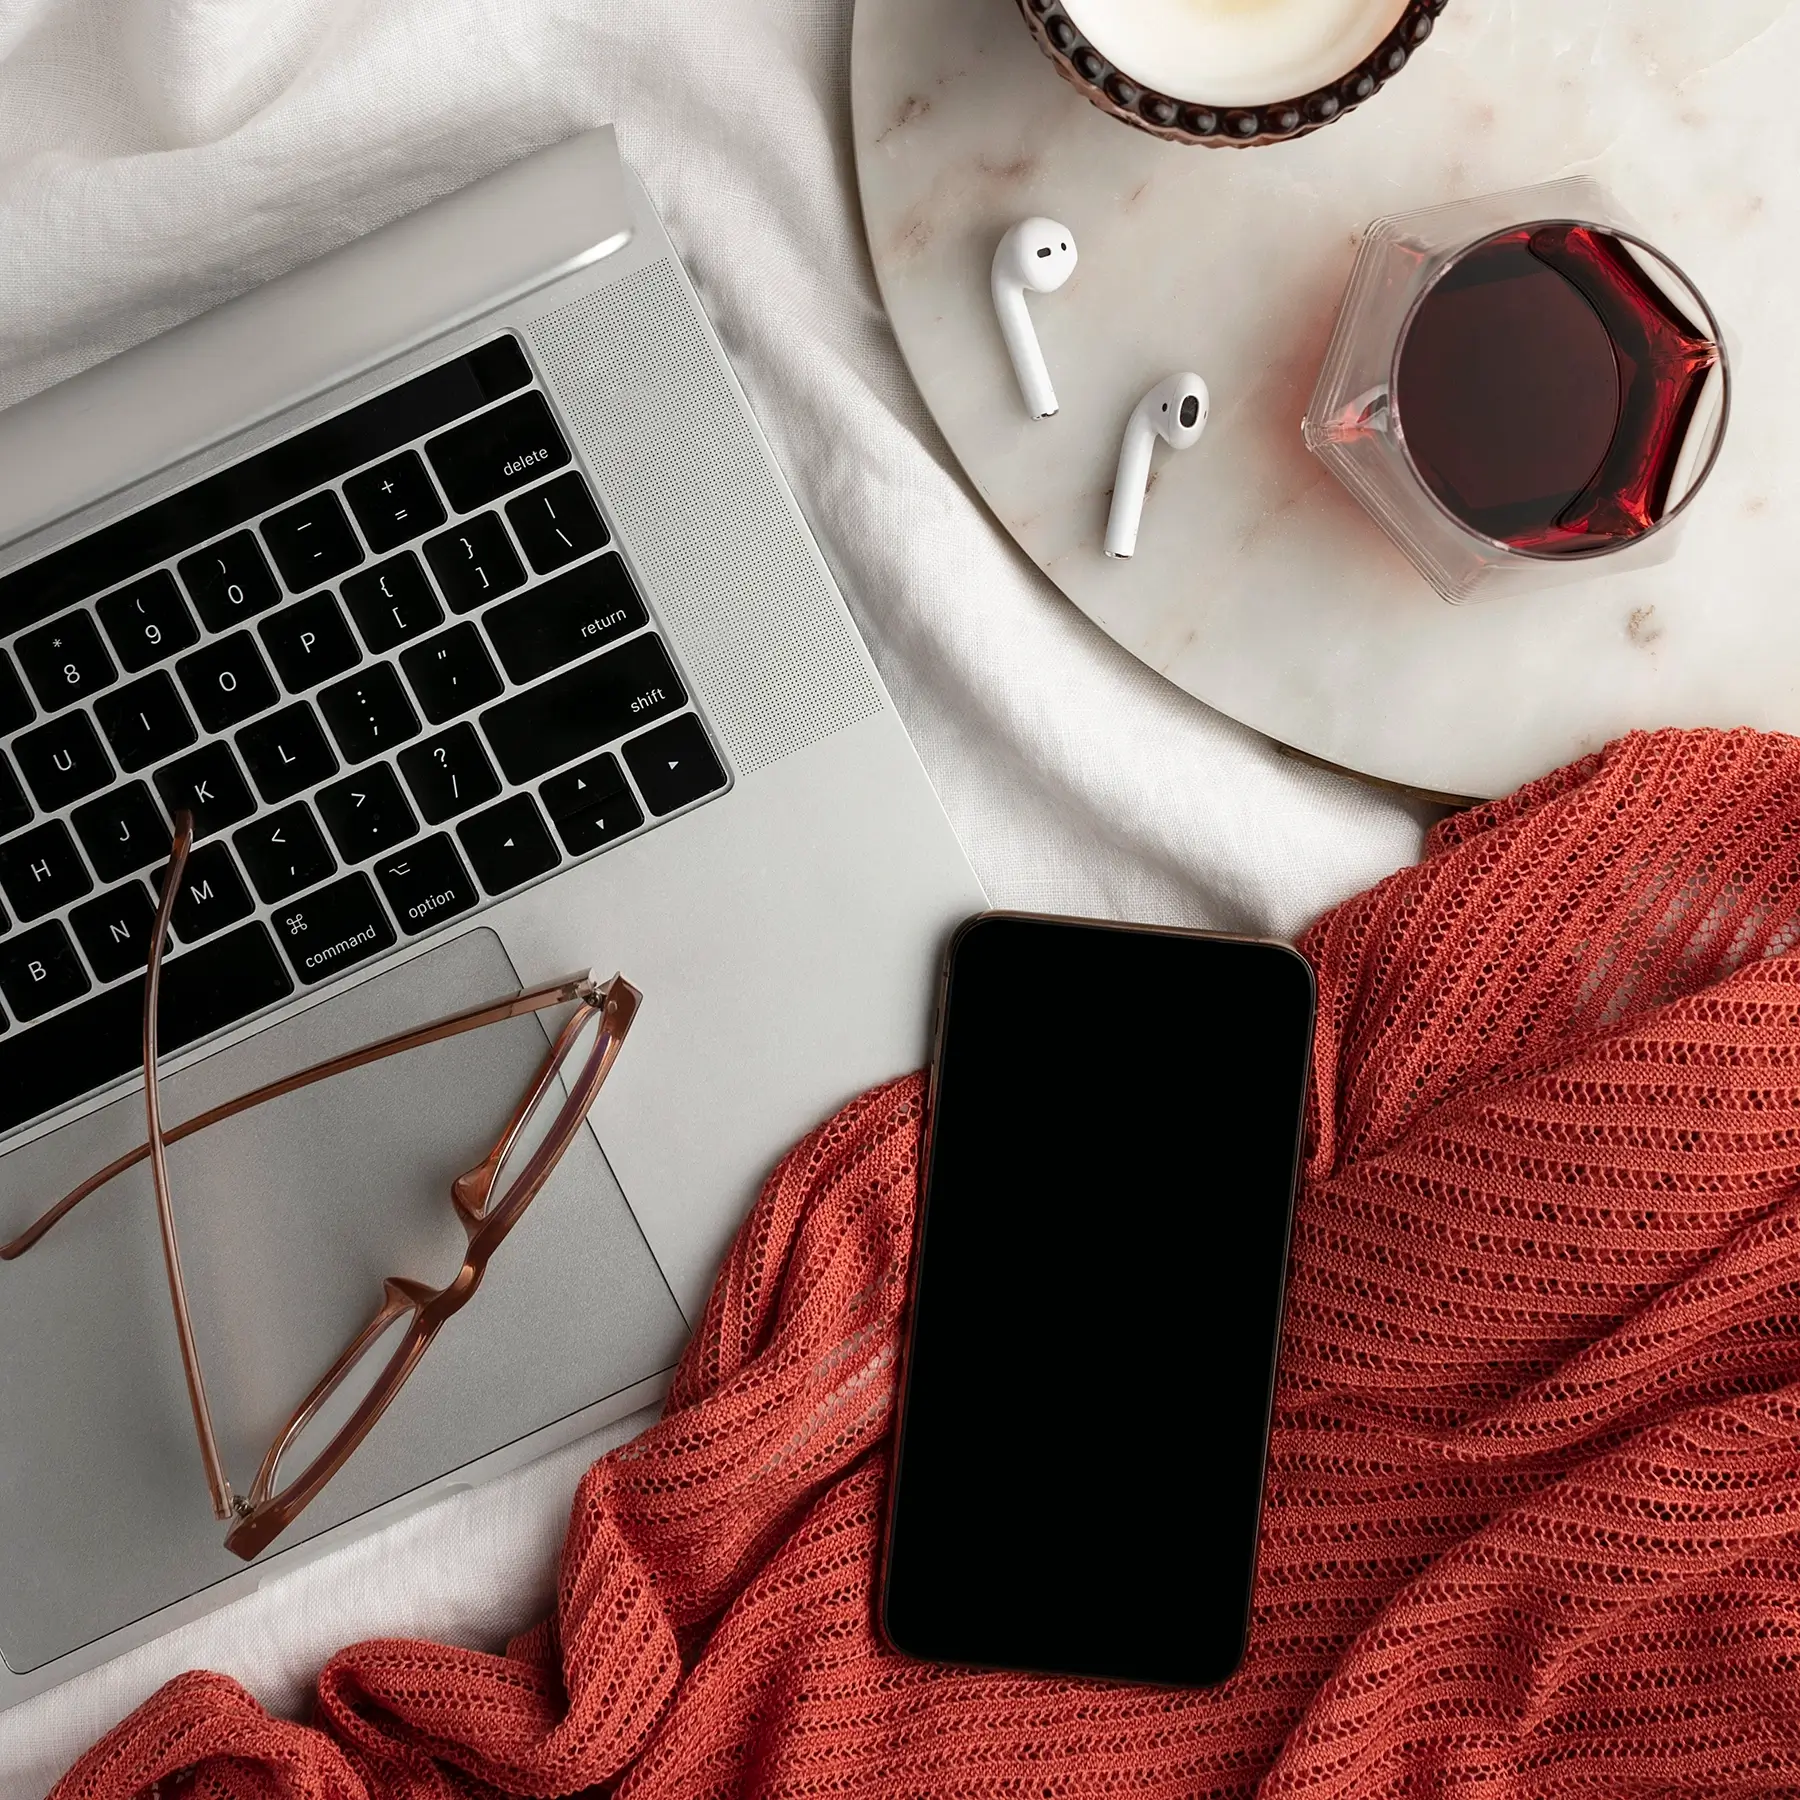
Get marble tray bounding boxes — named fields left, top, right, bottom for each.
left=851, top=0, right=1800, bottom=799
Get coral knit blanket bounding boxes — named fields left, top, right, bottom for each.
left=55, top=728, right=1800, bottom=1799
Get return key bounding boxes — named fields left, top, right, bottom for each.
left=482, top=554, right=647, bottom=685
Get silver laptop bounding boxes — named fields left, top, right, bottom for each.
left=0, top=128, right=982, bottom=1708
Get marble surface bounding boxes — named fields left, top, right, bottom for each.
left=851, top=0, right=1800, bottom=799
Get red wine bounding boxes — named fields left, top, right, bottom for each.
left=1395, top=224, right=1719, bottom=554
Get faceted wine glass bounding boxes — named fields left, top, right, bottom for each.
left=1303, top=176, right=1730, bottom=603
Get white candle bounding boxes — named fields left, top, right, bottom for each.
left=1062, top=0, right=1411, bottom=106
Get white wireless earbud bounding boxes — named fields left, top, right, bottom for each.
left=1104, top=372, right=1211, bottom=559
left=991, top=218, right=1079, bottom=420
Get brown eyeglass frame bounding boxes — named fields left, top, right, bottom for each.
left=0, top=811, right=641, bottom=1561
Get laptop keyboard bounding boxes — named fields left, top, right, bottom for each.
left=0, top=334, right=727, bottom=1136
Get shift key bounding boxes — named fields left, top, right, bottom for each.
left=480, top=634, right=685, bottom=785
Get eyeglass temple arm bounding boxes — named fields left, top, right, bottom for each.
left=0, top=973, right=607, bottom=1262
left=142, top=816, right=236, bottom=1521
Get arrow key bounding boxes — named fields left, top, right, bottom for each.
left=542, top=754, right=642, bottom=856
left=456, top=793, right=559, bottom=895
left=622, top=713, right=726, bottom=817
left=553, top=789, right=643, bottom=857
left=541, top=752, right=626, bottom=820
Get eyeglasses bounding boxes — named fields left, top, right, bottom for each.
left=0, top=811, right=640, bottom=1561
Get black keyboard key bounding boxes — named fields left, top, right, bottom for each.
left=542, top=754, right=643, bottom=856
left=259, top=594, right=362, bottom=693
left=262, top=491, right=363, bottom=592
left=15, top=613, right=116, bottom=712
left=97, top=572, right=200, bottom=672
left=0, top=921, right=91, bottom=1022
left=554, top=791, right=644, bottom=857
left=427, top=391, right=571, bottom=514
left=236, top=703, right=338, bottom=804
left=177, top=532, right=281, bottom=633
left=0, top=821, right=93, bottom=921
left=457, top=794, right=559, bottom=895
left=158, top=843, right=254, bottom=942
left=399, top=624, right=503, bottom=724
left=235, top=803, right=336, bottom=904
left=319, top=665, right=419, bottom=763
left=0, top=924, right=294, bottom=1134
left=73, top=783, right=170, bottom=883
left=0, top=756, right=32, bottom=839
left=0, top=652, right=33, bottom=735
left=480, top=634, right=685, bottom=785
left=541, top=751, right=627, bottom=820
left=343, top=451, right=446, bottom=555
left=94, top=673, right=197, bottom=773
left=271, top=872, right=396, bottom=985
left=483, top=555, right=647, bottom=686
left=316, top=764, right=417, bottom=862
left=154, top=742, right=256, bottom=838
left=70, top=882, right=160, bottom=985
left=398, top=723, right=501, bottom=824
left=14, top=712, right=115, bottom=811
left=624, top=713, right=729, bottom=816
left=177, top=632, right=280, bottom=732
left=374, top=834, right=478, bottom=935
left=423, top=512, right=527, bottom=614
left=0, top=341, right=530, bottom=646
left=342, top=553, right=443, bottom=653
left=505, top=472, right=610, bottom=574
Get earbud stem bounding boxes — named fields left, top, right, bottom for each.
left=1105, top=422, right=1154, bottom=558
left=992, top=269, right=1059, bottom=420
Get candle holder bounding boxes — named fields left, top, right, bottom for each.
left=1013, top=0, right=1447, bottom=148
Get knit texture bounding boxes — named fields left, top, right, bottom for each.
left=53, top=727, right=1800, bottom=1799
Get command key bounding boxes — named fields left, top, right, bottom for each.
left=273, top=871, right=398, bottom=985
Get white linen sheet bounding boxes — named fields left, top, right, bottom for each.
left=0, top=0, right=1425, bottom=1785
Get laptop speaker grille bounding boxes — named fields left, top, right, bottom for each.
left=528, top=262, right=882, bottom=776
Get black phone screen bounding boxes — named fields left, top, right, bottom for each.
left=881, top=914, right=1316, bottom=1687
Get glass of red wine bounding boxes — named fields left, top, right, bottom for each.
left=1304, top=178, right=1730, bottom=603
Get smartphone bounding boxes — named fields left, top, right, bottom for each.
left=880, top=912, right=1316, bottom=1688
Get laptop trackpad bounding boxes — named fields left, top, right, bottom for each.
left=0, top=928, right=687, bottom=1675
